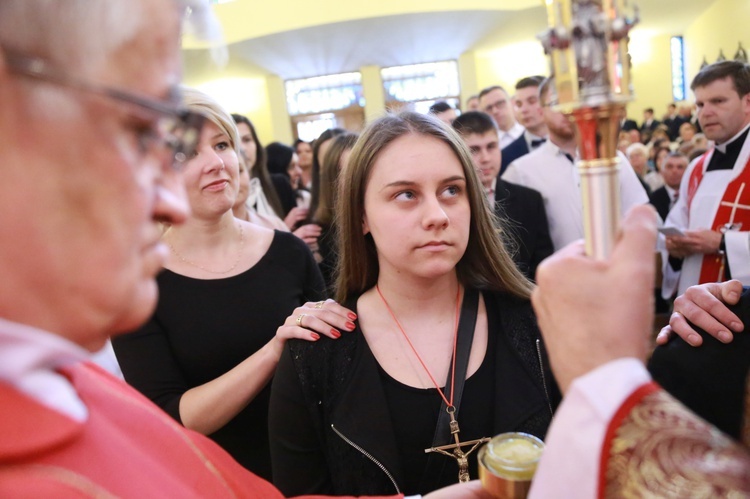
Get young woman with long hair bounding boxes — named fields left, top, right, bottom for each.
left=269, top=112, right=560, bottom=497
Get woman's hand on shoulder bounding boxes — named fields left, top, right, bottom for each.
left=276, top=299, right=357, bottom=345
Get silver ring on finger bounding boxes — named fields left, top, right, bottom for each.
left=314, top=301, right=325, bottom=309
left=296, top=313, right=307, bottom=327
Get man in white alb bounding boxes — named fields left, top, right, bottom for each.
left=663, top=60, right=750, bottom=298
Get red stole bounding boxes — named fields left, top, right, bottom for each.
left=687, top=150, right=750, bottom=284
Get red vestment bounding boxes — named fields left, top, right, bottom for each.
left=0, top=361, right=397, bottom=498
left=599, top=382, right=750, bottom=497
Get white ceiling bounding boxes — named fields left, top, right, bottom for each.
left=227, top=10, right=516, bottom=79
left=188, top=0, right=714, bottom=80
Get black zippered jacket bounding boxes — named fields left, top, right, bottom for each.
left=269, top=290, right=561, bottom=497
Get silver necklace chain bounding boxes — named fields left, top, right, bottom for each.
left=168, top=223, right=245, bottom=274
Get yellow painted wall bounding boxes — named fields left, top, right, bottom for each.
left=472, top=7, right=549, bottom=93
left=684, top=0, right=750, bottom=87
left=473, top=43, right=549, bottom=94
left=265, top=75, right=293, bottom=144
left=627, top=31, right=675, bottom=121
left=458, top=51, right=479, bottom=107
left=182, top=51, right=277, bottom=145
left=361, top=66, right=387, bottom=123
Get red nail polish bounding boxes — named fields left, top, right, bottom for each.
left=311, top=332, right=320, bottom=340
left=331, top=329, right=341, bottom=338
left=346, top=321, right=356, bottom=331
left=347, top=312, right=357, bottom=320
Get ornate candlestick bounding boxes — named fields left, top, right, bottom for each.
left=539, top=0, right=638, bottom=259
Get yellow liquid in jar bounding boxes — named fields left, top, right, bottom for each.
left=481, top=433, right=544, bottom=481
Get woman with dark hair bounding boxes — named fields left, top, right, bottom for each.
left=266, top=141, right=310, bottom=212
left=308, top=127, right=346, bottom=225
left=295, top=139, right=314, bottom=189
left=313, top=132, right=358, bottom=294
left=231, top=114, right=309, bottom=232
left=231, top=114, right=286, bottom=221
left=233, top=154, right=288, bottom=231
left=269, top=112, right=559, bottom=497
left=266, top=142, right=321, bottom=251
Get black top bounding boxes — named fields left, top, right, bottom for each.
left=316, top=222, right=338, bottom=297
left=619, top=118, right=638, bottom=132
left=664, top=115, right=688, bottom=141
left=707, top=127, right=750, bottom=172
left=649, top=286, right=750, bottom=440
left=495, top=179, right=553, bottom=281
left=500, top=134, right=530, bottom=174
left=271, top=173, right=297, bottom=216
left=649, top=186, right=672, bottom=222
left=112, top=231, right=325, bottom=479
left=380, top=326, right=496, bottom=495
left=640, top=119, right=661, bottom=132
left=268, top=289, right=560, bottom=497
left=636, top=175, right=652, bottom=196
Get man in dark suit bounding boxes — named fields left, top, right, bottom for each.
left=649, top=151, right=689, bottom=221
left=640, top=107, right=660, bottom=134
left=649, top=187, right=671, bottom=222
left=649, top=151, right=689, bottom=313
left=500, top=76, right=549, bottom=174
left=664, top=103, right=690, bottom=141
left=618, top=107, right=639, bottom=132
left=453, top=111, right=553, bottom=280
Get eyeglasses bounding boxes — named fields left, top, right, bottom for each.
left=483, top=101, right=507, bottom=113
left=2, top=48, right=205, bottom=170
left=542, top=100, right=559, bottom=108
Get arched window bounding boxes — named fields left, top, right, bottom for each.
left=670, top=36, right=686, bottom=102
left=381, top=61, right=460, bottom=113
left=285, top=72, right=364, bottom=141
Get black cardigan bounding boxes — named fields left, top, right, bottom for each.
left=268, top=289, right=560, bottom=497
left=649, top=286, right=750, bottom=440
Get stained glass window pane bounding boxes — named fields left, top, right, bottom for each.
left=381, top=61, right=460, bottom=103
left=670, top=36, right=686, bottom=102
left=286, top=73, right=363, bottom=116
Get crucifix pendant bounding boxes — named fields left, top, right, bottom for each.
left=424, top=408, right=490, bottom=483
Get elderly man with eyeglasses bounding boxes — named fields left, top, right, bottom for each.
left=0, top=1, right=493, bottom=498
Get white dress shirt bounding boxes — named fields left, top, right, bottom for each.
left=502, top=141, right=649, bottom=251
left=498, top=121, right=525, bottom=149
left=665, top=184, right=678, bottom=208
left=486, top=177, right=498, bottom=205
left=523, top=131, right=547, bottom=152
